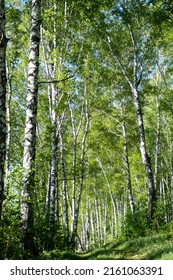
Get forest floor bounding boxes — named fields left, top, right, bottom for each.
left=41, top=233, right=173, bottom=260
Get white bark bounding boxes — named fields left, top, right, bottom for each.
left=90, top=210, right=96, bottom=248
left=5, top=61, right=12, bottom=175
left=41, top=4, right=60, bottom=243
left=68, top=101, right=84, bottom=233
left=47, top=84, right=59, bottom=239
left=41, top=0, right=72, bottom=246
left=121, top=106, right=135, bottom=213
left=94, top=196, right=101, bottom=247
left=59, top=127, right=69, bottom=241
left=20, top=0, right=41, bottom=254
left=0, top=0, right=6, bottom=219
left=154, top=96, right=161, bottom=191
left=70, top=94, right=89, bottom=248
left=97, top=158, right=119, bottom=236
left=107, top=29, right=156, bottom=221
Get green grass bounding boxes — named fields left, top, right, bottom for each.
left=41, top=233, right=173, bottom=260
left=79, top=234, right=173, bottom=260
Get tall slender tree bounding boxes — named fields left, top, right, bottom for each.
left=20, top=0, right=41, bottom=256
left=0, top=0, right=6, bottom=219
left=121, top=105, right=135, bottom=213
left=106, top=7, right=156, bottom=221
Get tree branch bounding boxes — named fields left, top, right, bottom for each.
left=38, top=74, right=75, bottom=84
left=106, top=36, right=134, bottom=92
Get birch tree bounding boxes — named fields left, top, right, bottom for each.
left=121, top=105, right=135, bottom=213
left=70, top=92, right=89, bottom=248
left=106, top=16, right=156, bottom=221
left=40, top=0, right=71, bottom=247
left=0, top=0, right=6, bottom=219
left=20, top=0, right=41, bottom=256
left=5, top=61, right=12, bottom=175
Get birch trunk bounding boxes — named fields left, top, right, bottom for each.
left=94, top=196, right=101, bottom=247
left=130, top=27, right=156, bottom=220
left=70, top=96, right=89, bottom=248
left=41, top=37, right=59, bottom=234
left=59, top=128, right=69, bottom=242
left=41, top=14, right=60, bottom=246
left=5, top=61, right=12, bottom=175
left=107, top=27, right=156, bottom=221
left=68, top=100, right=84, bottom=233
left=97, top=158, right=119, bottom=236
left=90, top=210, right=96, bottom=248
left=48, top=0, right=59, bottom=230
left=47, top=84, right=60, bottom=248
left=98, top=202, right=103, bottom=245
left=121, top=106, right=135, bottom=213
left=103, top=200, right=107, bottom=245
left=20, top=0, right=41, bottom=255
left=85, top=194, right=90, bottom=250
left=0, top=0, right=6, bottom=219
left=154, top=97, right=161, bottom=191
left=133, top=87, right=156, bottom=220
left=68, top=102, right=78, bottom=233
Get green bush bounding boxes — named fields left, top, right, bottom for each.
left=123, top=207, right=150, bottom=238
left=40, top=250, right=80, bottom=260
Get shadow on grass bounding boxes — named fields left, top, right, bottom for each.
left=143, top=247, right=173, bottom=260
left=78, top=234, right=173, bottom=260
left=77, top=240, right=126, bottom=260
left=40, top=234, right=173, bottom=260
left=78, top=240, right=137, bottom=260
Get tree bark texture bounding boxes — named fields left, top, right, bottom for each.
left=59, top=128, right=69, bottom=242
left=121, top=105, right=135, bottom=213
left=70, top=96, right=89, bottom=248
left=0, top=0, right=6, bottom=219
left=5, top=61, right=12, bottom=175
left=154, top=97, right=161, bottom=192
left=46, top=84, right=59, bottom=248
left=41, top=1, right=62, bottom=246
left=20, top=0, right=41, bottom=256
left=133, top=88, right=156, bottom=220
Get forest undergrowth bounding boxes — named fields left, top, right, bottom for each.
left=1, top=219, right=173, bottom=260
left=40, top=233, right=173, bottom=260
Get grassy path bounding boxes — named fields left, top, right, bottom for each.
left=41, top=234, right=173, bottom=260
left=78, top=234, right=173, bottom=260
